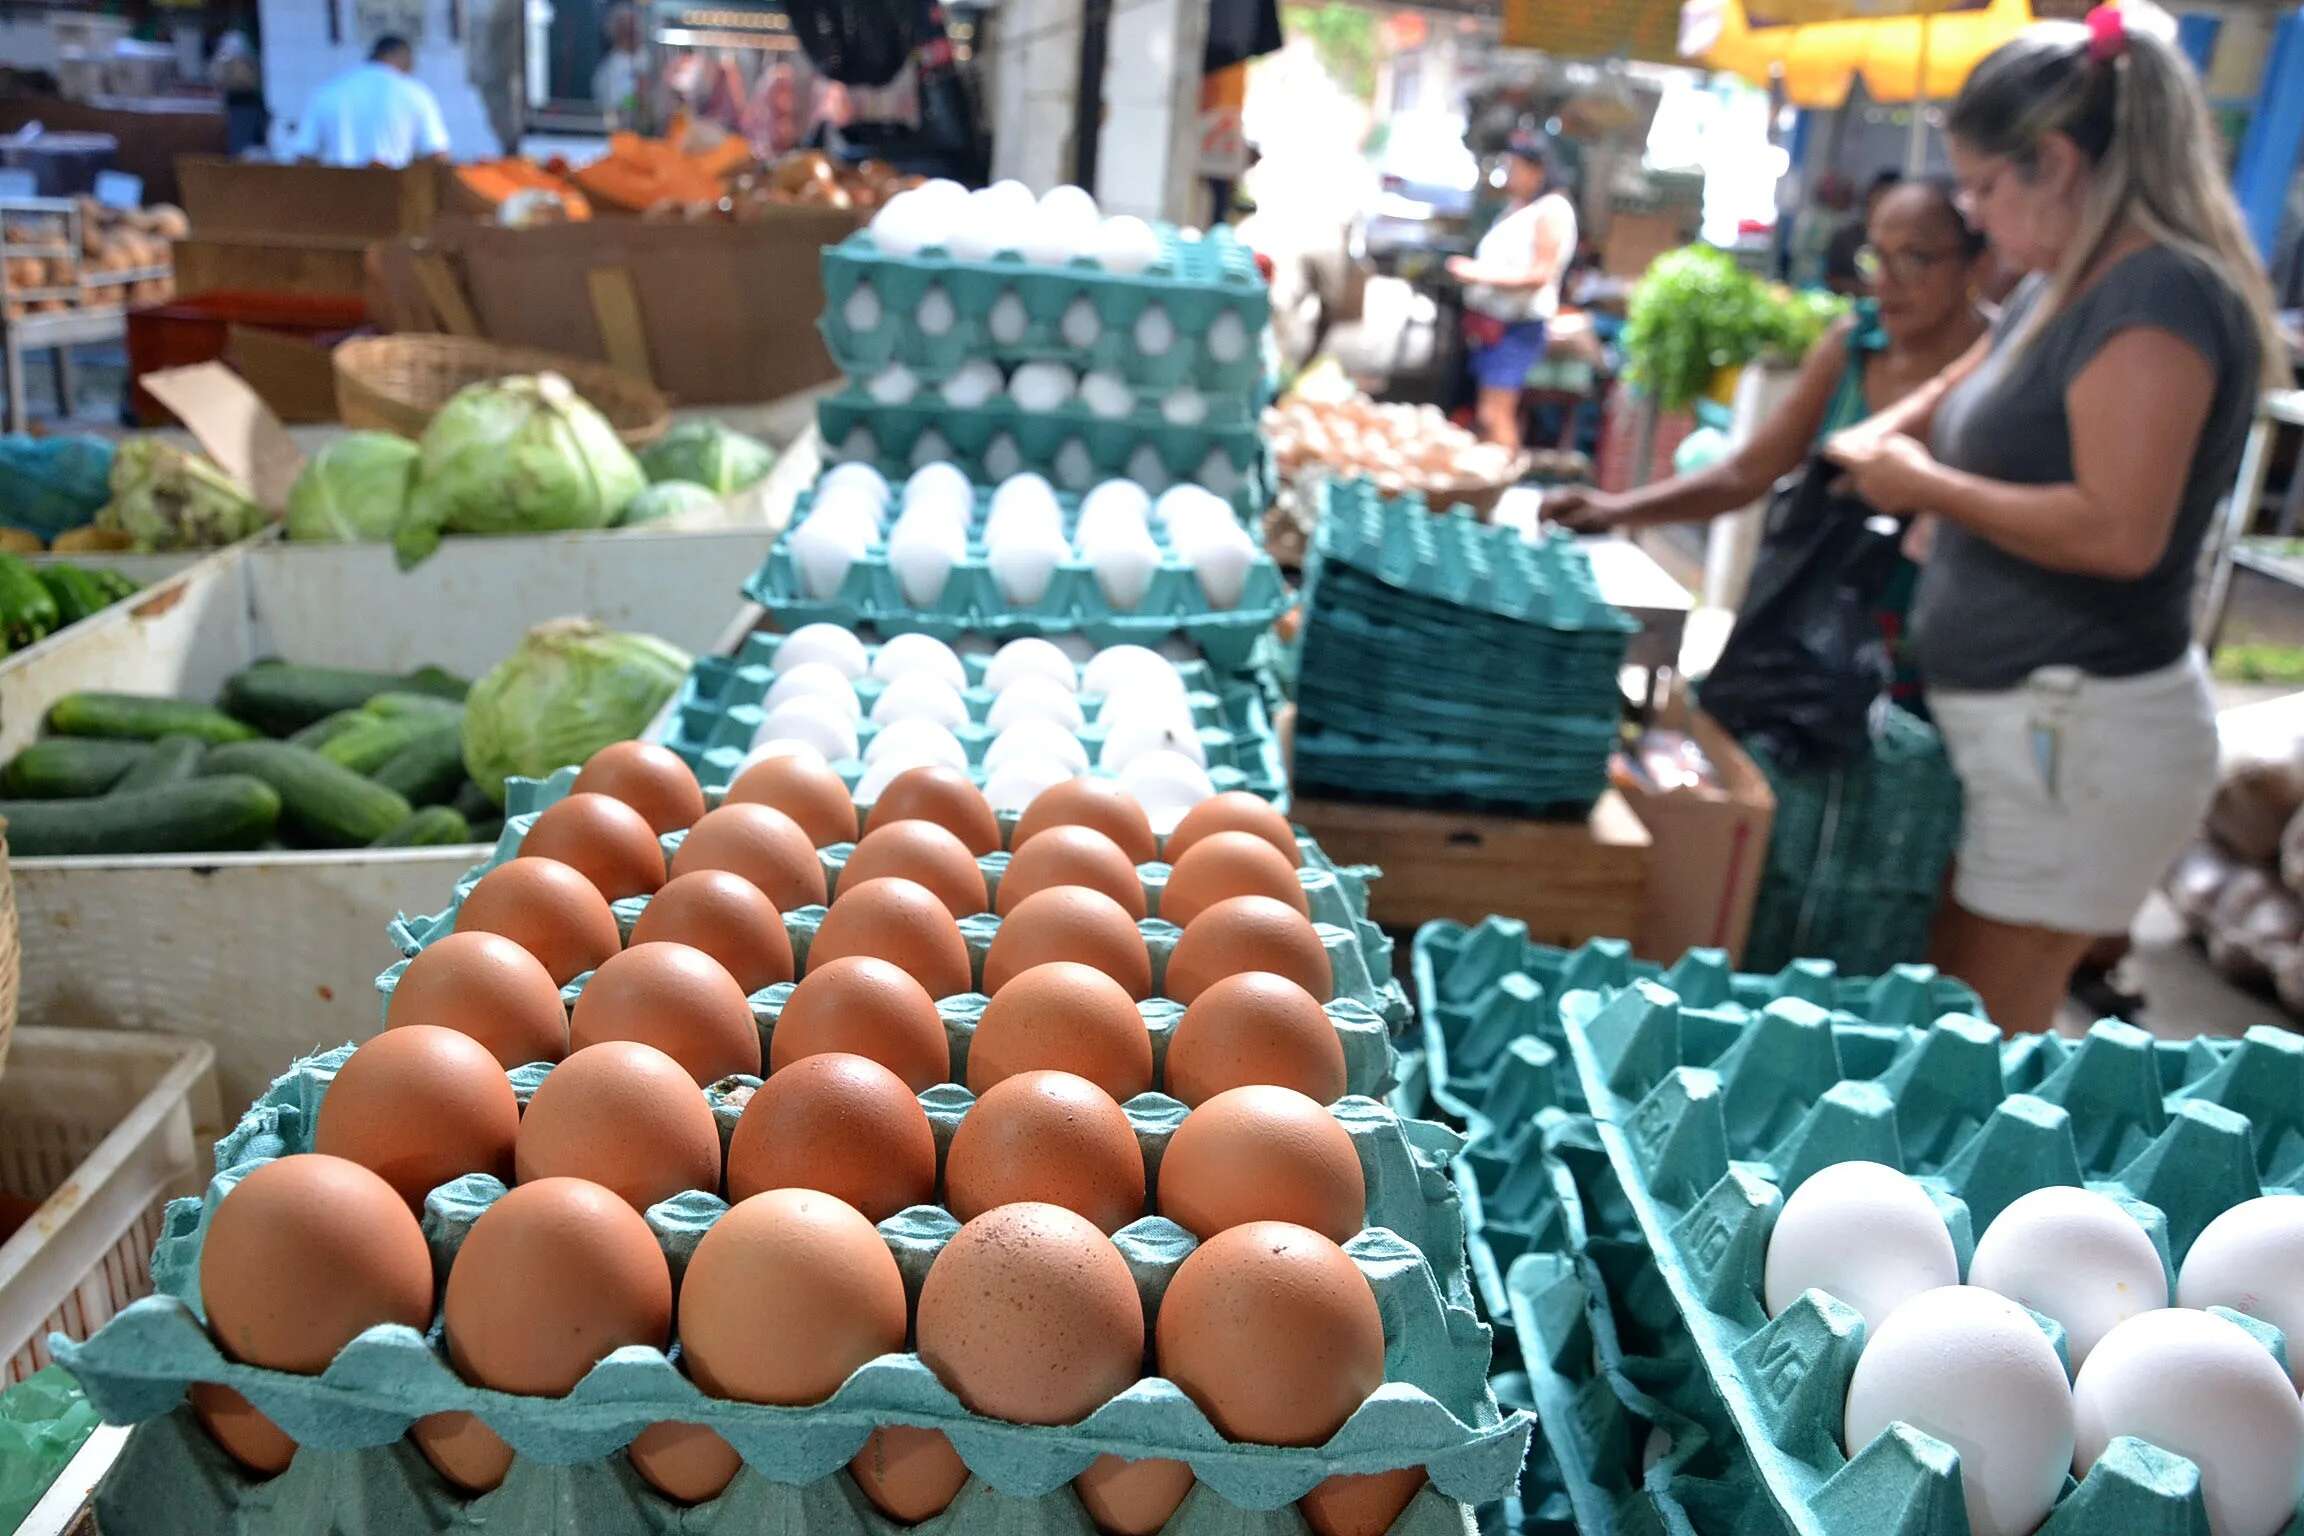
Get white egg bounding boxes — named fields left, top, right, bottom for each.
left=1009, top=361, right=1077, bottom=413
left=841, top=281, right=883, bottom=335
left=1061, top=296, right=1101, bottom=350
left=905, top=462, right=975, bottom=518
left=1099, top=712, right=1205, bottom=772
left=856, top=741, right=964, bottom=802
left=755, top=696, right=860, bottom=764
left=978, top=179, right=1037, bottom=227
left=1019, top=208, right=1079, bottom=266
left=2075, top=1309, right=2304, bottom=1536
left=1969, top=1186, right=2166, bottom=1369
left=816, top=462, right=892, bottom=515
left=772, top=624, right=871, bottom=679
left=892, top=496, right=972, bottom=547
left=946, top=195, right=1009, bottom=261
left=870, top=632, right=968, bottom=690
left=983, top=493, right=1064, bottom=551
left=1762, top=1161, right=1958, bottom=1333
left=1187, top=526, right=1257, bottom=610
left=1118, top=750, right=1216, bottom=834
left=1206, top=307, right=1248, bottom=362
left=984, top=638, right=1080, bottom=695
left=862, top=721, right=967, bottom=775
left=868, top=192, right=933, bottom=257
left=1052, top=439, right=1098, bottom=492
left=988, top=289, right=1030, bottom=345
left=983, top=755, right=1075, bottom=815
left=764, top=662, right=864, bottom=721
left=987, top=674, right=1087, bottom=732
left=1082, top=479, right=1153, bottom=529
left=987, top=525, right=1068, bottom=605
left=1160, top=388, right=1207, bottom=426
left=1079, top=371, right=1135, bottom=419
left=940, top=358, right=1005, bottom=410
left=869, top=672, right=970, bottom=731
left=909, top=430, right=954, bottom=470
left=806, top=490, right=887, bottom=546
left=2178, top=1195, right=2304, bottom=1389
left=1073, top=494, right=1150, bottom=556
left=982, top=434, right=1023, bottom=483
left=1154, top=484, right=1232, bottom=538
left=1038, top=184, right=1101, bottom=228
left=1198, top=451, right=1244, bottom=497
left=789, top=513, right=869, bottom=599
left=1125, top=444, right=1172, bottom=492
left=737, top=738, right=831, bottom=777
left=1087, top=215, right=1160, bottom=275
left=868, top=364, right=920, bottom=405
left=985, top=719, right=1090, bottom=776
left=915, top=286, right=957, bottom=336
left=1135, top=304, right=1176, bottom=357
left=887, top=521, right=961, bottom=606
left=1084, top=526, right=1160, bottom=610
left=1083, top=644, right=1187, bottom=702
left=989, top=472, right=1061, bottom=527
left=914, top=177, right=969, bottom=208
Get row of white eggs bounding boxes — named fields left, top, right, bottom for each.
left=829, top=428, right=1249, bottom=503
left=864, top=359, right=1214, bottom=428
left=789, top=464, right=1257, bottom=610
left=841, top=282, right=1249, bottom=367
left=749, top=630, right=1221, bottom=825
left=1768, top=1163, right=2304, bottom=1536
left=868, top=180, right=1165, bottom=274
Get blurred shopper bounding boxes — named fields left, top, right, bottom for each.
left=1826, top=5, right=2282, bottom=1033
left=594, top=3, right=647, bottom=132
left=291, top=35, right=450, bottom=167
left=1447, top=136, right=1576, bottom=454
left=1825, top=170, right=1906, bottom=295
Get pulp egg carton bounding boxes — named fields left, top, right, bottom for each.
left=56, top=1047, right=1529, bottom=1534
left=839, top=356, right=1267, bottom=436
left=381, top=766, right=1414, bottom=1053
left=817, top=396, right=1271, bottom=523
left=746, top=495, right=1288, bottom=678
left=819, top=222, right=1271, bottom=396
left=661, top=635, right=1288, bottom=806
left=1557, top=978, right=2304, bottom=1536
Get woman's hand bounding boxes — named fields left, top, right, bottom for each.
left=1541, top=487, right=1626, bottom=533
left=1824, top=430, right=1942, bottom=516
left=1445, top=255, right=1479, bottom=283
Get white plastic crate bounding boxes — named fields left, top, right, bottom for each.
left=0, top=1028, right=220, bottom=1385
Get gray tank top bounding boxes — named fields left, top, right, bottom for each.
left=1914, top=245, right=2260, bottom=691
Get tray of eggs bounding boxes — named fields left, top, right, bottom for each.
left=1554, top=977, right=2304, bottom=1536
left=664, top=624, right=1285, bottom=815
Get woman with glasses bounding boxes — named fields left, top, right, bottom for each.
left=1824, top=6, right=2281, bottom=1034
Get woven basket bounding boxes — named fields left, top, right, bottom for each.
left=333, top=334, right=672, bottom=448
left=0, top=829, right=19, bottom=1088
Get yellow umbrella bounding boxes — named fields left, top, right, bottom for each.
left=1687, top=0, right=2039, bottom=108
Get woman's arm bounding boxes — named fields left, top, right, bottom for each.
left=1825, top=330, right=1991, bottom=458
left=1827, top=327, right=2215, bottom=579
left=1449, top=200, right=1572, bottom=290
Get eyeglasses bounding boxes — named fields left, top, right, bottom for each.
left=1855, top=244, right=1961, bottom=284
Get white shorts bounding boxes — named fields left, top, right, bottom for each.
left=1926, top=652, right=2217, bottom=936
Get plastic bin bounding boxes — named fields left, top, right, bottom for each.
left=0, top=1028, right=221, bottom=1386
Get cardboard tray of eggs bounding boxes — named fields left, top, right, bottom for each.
left=1264, top=397, right=1526, bottom=526
left=1557, top=976, right=2304, bottom=1536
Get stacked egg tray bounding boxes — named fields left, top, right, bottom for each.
left=744, top=492, right=1291, bottom=674
left=817, top=395, right=1271, bottom=523
left=819, top=223, right=1272, bottom=395
left=1291, top=483, right=1636, bottom=814
left=55, top=1035, right=1527, bottom=1536
left=1551, top=975, right=2304, bottom=1536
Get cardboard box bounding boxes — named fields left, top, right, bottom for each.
left=176, top=157, right=441, bottom=242
left=1610, top=694, right=1775, bottom=966
left=170, top=234, right=371, bottom=299
left=1602, top=208, right=1692, bottom=279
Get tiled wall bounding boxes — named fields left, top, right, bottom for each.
left=258, top=0, right=504, bottom=158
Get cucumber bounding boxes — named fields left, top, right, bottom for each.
left=202, top=741, right=411, bottom=847
left=0, top=775, right=280, bottom=855
left=110, top=735, right=206, bottom=794
left=0, top=553, right=59, bottom=650
left=37, top=565, right=113, bottom=625
left=372, top=722, right=468, bottom=806
left=2, top=738, right=151, bottom=797
left=363, top=692, right=465, bottom=721
left=318, top=712, right=451, bottom=776
left=402, top=665, right=471, bottom=702
left=370, top=805, right=474, bottom=846
left=288, top=710, right=369, bottom=750
left=221, top=663, right=462, bottom=736
left=48, top=692, right=260, bottom=745
left=450, top=779, right=496, bottom=823
left=89, top=568, right=140, bottom=603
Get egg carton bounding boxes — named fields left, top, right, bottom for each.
left=55, top=1047, right=1530, bottom=1526
left=819, top=224, right=1272, bottom=395
left=382, top=765, right=1414, bottom=1058
left=661, top=633, right=1288, bottom=804
left=833, top=365, right=1265, bottom=436
left=1556, top=977, right=2304, bottom=1536
left=746, top=491, right=1290, bottom=676
left=817, top=397, right=1271, bottom=522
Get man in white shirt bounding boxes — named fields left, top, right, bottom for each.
left=291, top=36, right=452, bottom=167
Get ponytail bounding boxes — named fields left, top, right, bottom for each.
left=1948, top=4, right=2285, bottom=388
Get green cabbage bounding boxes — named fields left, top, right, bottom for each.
left=638, top=420, right=775, bottom=495
left=461, top=618, right=690, bottom=804
left=395, top=373, right=646, bottom=569
left=617, top=480, right=720, bottom=527
left=95, top=439, right=270, bottom=551
left=285, top=432, right=419, bottom=542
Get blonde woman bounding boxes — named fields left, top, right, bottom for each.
left=1827, top=4, right=2283, bottom=1033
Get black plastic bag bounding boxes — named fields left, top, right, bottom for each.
left=1698, top=459, right=1907, bottom=771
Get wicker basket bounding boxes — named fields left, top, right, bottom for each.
left=0, top=828, right=18, bottom=1088
left=333, top=334, right=672, bottom=448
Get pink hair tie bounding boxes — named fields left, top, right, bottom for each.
left=2085, top=4, right=2128, bottom=63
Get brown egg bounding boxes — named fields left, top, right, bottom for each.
left=998, top=823, right=1147, bottom=919
left=725, top=752, right=859, bottom=847
left=413, top=1177, right=673, bottom=1492
left=1164, top=972, right=1345, bottom=1107
left=519, top=792, right=666, bottom=900
left=1165, top=895, right=1331, bottom=1004
left=851, top=1427, right=969, bottom=1522
left=572, top=740, right=706, bottom=834
left=945, top=1070, right=1146, bottom=1233
left=567, top=941, right=761, bottom=1085
left=194, top=1155, right=435, bottom=1475
left=984, top=886, right=1150, bottom=998
left=1165, top=792, right=1298, bottom=867
left=809, top=876, right=974, bottom=999
left=1301, top=1469, right=1428, bottom=1536
left=314, top=1026, right=518, bottom=1211
left=868, top=765, right=1000, bottom=856
left=1161, top=832, right=1308, bottom=928
left=454, top=857, right=619, bottom=986
left=1156, top=1086, right=1363, bottom=1242
left=627, top=1422, right=743, bottom=1506
left=628, top=869, right=794, bottom=994
left=842, top=818, right=989, bottom=918
left=671, top=802, right=829, bottom=912
left=1075, top=1456, right=1196, bottom=1536
left=916, top=1202, right=1145, bottom=1424
left=1154, top=1221, right=1383, bottom=1445
left=1013, top=778, right=1158, bottom=864
left=767, top=955, right=950, bottom=1090
left=516, top=1041, right=721, bottom=1211
left=967, top=962, right=1152, bottom=1100
left=724, top=1051, right=936, bottom=1219
left=387, top=930, right=568, bottom=1069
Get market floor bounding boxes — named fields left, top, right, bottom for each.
left=2074, top=893, right=2293, bottom=1040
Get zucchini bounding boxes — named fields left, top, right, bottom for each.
left=0, top=775, right=280, bottom=855
left=0, top=553, right=59, bottom=650
left=318, top=712, right=449, bottom=776
left=2, top=737, right=151, bottom=797
left=110, top=734, right=206, bottom=794
left=370, top=805, right=474, bottom=846
left=288, top=709, right=369, bottom=750
left=202, top=741, right=411, bottom=847
left=372, top=722, right=468, bottom=806
left=219, top=662, right=429, bottom=736
left=37, top=565, right=112, bottom=625
left=363, top=691, right=465, bottom=721
left=48, top=692, right=260, bottom=745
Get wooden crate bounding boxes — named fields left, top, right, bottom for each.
left=1610, top=701, right=1774, bottom=966
left=170, top=235, right=370, bottom=299
left=1292, top=792, right=1652, bottom=946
